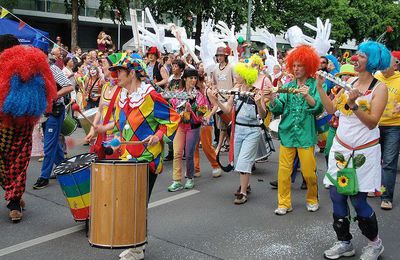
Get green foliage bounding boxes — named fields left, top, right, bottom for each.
left=63, top=0, right=400, bottom=49
left=63, top=0, right=85, bottom=14
left=97, top=0, right=130, bottom=25
left=0, top=0, right=16, bottom=9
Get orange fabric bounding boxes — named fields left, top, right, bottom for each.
left=195, top=126, right=220, bottom=172
left=335, top=135, right=379, bottom=151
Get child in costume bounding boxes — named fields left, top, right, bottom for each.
left=317, top=41, right=390, bottom=260
left=267, top=45, right=324, bottom=215
left=0, top=36, right=57, bottom=222
left=208, top=61, right=267, bottom=204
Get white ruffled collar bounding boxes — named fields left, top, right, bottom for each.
left=119, top=82, right=154, bottom=108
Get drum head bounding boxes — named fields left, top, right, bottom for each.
left=53, top=153, right=97, bottom=176
left=77, top=108, right=98, bottom=119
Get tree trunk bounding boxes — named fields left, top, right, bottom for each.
left=194, top=11, right=203, bottom=49
left=71, top=0, right=79, bottom=49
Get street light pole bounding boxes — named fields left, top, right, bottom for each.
left=118, top=21, right=121, bottom=50
left=246, top=0, right=252, bottom=58
left=114, top=9, right=121, bottom=50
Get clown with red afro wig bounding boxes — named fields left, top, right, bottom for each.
left=286, top=45, right=320, bottom=78
left=0, top=42, right=57, bottom=222
left=267, top=44, right=324, bottom=216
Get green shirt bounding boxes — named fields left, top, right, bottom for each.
left=269, top=78, right=324, bottom=148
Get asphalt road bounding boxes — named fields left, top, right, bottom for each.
left=0, top=128, right=399, bottom=260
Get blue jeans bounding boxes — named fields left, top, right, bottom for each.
left=40, top=113, right=65, bottom=179
left=329, top=186, right=373, bottom=218
left=379, top=126, right=400, bottom=202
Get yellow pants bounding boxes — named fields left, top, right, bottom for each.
left=277, top=145, right=318, bottom=208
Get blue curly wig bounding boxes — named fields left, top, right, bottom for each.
left=358, top=41, right=391, bottom=73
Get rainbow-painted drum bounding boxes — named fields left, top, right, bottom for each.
left=53, top=153, right=97, bottom=221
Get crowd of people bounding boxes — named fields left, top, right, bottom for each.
left=1, top=28, right=400, bottom=260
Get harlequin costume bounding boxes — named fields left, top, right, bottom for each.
left=268, top=45, right=323, bottom=214
left=0, top=44, right=57, bottom=222
left=109, top=54, right=180, bottom=195
left=322, top=41, right=391, bottom=260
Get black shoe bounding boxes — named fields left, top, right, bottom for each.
left=234, top=185, right=251, bottom=196
left=164, top=153, right=173, bottom=162
left=270, top=180, right=278, bottom=189
left=49, top=174, right=57, bottom=180
left=33, top=178, right=49, bottom=190
left=301, top=180, right=307, bottom=190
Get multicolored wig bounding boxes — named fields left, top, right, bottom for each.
left=357, top=41, right=391, bottom=73
left=234, top=62, right=258, bottom=86
left=286, top=45, right=320, bottom=78
left=0, top=45, right=57, bottom=127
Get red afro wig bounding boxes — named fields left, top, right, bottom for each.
left=0, top=45, right=57, bottom=126
left=286, top=45, right=320, bottom=78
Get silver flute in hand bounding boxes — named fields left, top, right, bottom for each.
left=316, top=70, right=353, bottom=92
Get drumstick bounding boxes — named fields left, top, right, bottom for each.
left=66, top=137, right=90, bottom=150
left=71, top=103, right=95, bottom=127
left=107, top=138, right=145, bottom=148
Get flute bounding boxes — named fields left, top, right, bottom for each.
left=316, top=70, right=353, bottom=92
left=218, top=89, right=256, bottom=98
left=271, top=87, right=299, bottom=94
left=162, top=90, right=197, bottom=100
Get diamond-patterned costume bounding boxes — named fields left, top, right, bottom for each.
left=0, top=46, right=56, bottom=203
left=0, top=123, right=33, bottom=200
left=114, top=82, right=180, bottom=174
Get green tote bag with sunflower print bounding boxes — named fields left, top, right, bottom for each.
left=326, top=154, right=360, bottom=196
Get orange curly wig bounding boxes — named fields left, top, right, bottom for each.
left=286, top=45, right=320, bottom=78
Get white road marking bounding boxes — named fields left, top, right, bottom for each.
left=148, top=189, right=200, bottom=209
left=0, top=190, right=200, bottom=257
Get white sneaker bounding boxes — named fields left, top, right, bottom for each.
left=274, top=207, right=293, bottom=215
left=380, top=200, right=393, bottom=210
left=212, top=168, right=222, bottom=178
left=324, top=241, right=355, bottom=259
left=360, top=241, right=384, bottom=260
left=307, top=203, right=319, bottom=212
left=119, top=248, right=144, bottom=260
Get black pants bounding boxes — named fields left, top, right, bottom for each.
left=213, top=114, right=219, bottom=144
left=148, top=171, right=158, bottom=200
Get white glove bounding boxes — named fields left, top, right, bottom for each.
left=259, top=28, right=277, bottom=59
left=167, top=23, right=199, bottom=64
left=138, top=7, right=168, bottom=53
left=215, top=21, right=238, bottom=64
left=284, top=26, right=307, bottom=48
left=303, top=17, right=335, bottom=56
left=199, top=19, right=218, bottom=74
